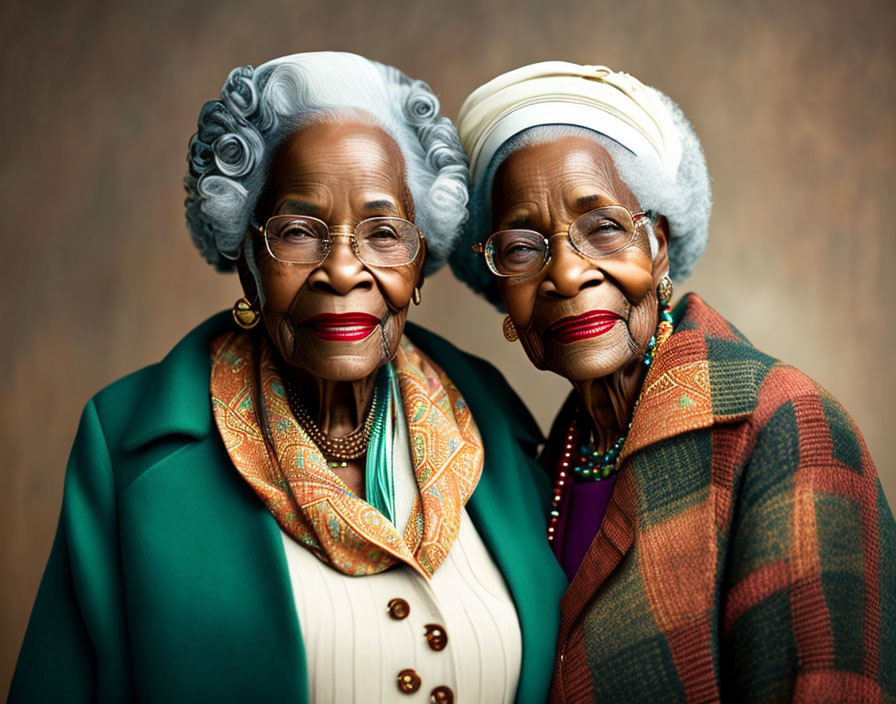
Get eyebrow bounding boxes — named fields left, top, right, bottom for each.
left=575, top=194, right=603, bottom=208
left=505, top=213, right=534, bottom=229
left=363, top=199, right=400, bottom=214
left=278, top=199, right=321, bottom=215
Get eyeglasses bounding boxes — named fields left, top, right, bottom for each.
left=473, top=205, right=650, bottom=278
left=259, top=215, right=424, bottom=267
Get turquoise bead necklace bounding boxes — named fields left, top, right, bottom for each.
left=547, top=303, right=674, bottom=541
left=568, top=303, right=673, bottom=482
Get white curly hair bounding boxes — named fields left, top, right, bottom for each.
left=184, top=52, right=469, bottom=280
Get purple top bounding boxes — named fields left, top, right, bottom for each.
left=551, top=475, right=618, bottom=582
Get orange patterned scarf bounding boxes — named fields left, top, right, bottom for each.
left=209, top=331, right=484, bottom=578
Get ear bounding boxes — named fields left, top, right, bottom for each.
left=415, top=237, right=427, bottom=290
left=651, top=215, right=671, bottom=286
left=236, top=254, right=259, bottom=302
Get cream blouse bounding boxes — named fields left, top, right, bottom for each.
left=279, top=404, right=522, bottom=703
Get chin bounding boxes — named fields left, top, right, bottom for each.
left=548, top=355, right=634, bottom=382
left=280, top=331, right=388, bottom=382
left=540, top=331, right=639, bottom=382
left=304, top=356, right=386, bottom=383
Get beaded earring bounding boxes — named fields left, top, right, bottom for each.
left=657, top=274, right=674, bottom=306
left=502, top=315, right=518, bottom=341
left=232, top=296, right=260, bottom=329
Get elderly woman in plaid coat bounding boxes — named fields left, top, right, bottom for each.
left=451, top=62, right=896, bottom=702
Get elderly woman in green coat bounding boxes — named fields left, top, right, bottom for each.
left=10, top=53, right=566, bottom=703
left=450, top=62, right=896, bottom=702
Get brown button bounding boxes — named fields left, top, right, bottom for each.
left=431, top=685, right=454, bottom=703
left=397, top=669, right=421, bottom=694
left=388, top=598, right=410, bottom=620
left=424, top=623, right=448, bottom=651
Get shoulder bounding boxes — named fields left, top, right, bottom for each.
left=684, top=298, right=876, bottom=509
left=671, top=294, right=874, bottom=484
left=404, top=321, right=542, bottom=448
left=674, top=294, right=857, bottom=427
left=745, top=363, right=873, bottom=490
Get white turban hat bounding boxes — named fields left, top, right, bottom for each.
left=450, top=61, right=711, bottom=308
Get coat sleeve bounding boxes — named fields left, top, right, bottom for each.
left=9, top=399, right=133, bottom=703
left=720, top=382, right=896, bottom=702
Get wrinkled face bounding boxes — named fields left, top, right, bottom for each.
left=491, top=136, right=668, bottom=381
left=248, top=120, right=424, bottom=382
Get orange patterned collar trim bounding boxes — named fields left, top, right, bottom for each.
left=621, top=294, right=761, bottom=461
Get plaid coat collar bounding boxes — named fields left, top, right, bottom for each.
left=559, top=293, right=765, bottom=638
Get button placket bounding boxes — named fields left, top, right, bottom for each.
left=388, top=573, right=458, bottom=700
left=418, top=566, right=460, bottom=701
left=388, top=595, right=418, bottom=694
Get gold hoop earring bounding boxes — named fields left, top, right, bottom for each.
left=502, top=315, right=518, bottom=342
left=233, top=296, right=260, bottom=329
left=657, top=274, right=674, bottom=306
left=412, top=286, right=422, bottom=306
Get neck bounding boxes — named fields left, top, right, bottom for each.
left=571, top=356, right=647, bottom=452
left=283, top=366, right=378, bottom=437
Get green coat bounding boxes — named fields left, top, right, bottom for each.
left=10, top=313, right=567, bottom=703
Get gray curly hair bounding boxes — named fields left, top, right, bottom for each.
left=185, top=52, right=469, bottom=278
left=450, top=88, right=711, bottom=310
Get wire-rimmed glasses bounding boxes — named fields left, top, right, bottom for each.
left=259, top=215, right=424, bottom=267
left=474, top=205, right=650, bottom=278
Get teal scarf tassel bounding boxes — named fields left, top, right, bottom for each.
left=365, top=362, right=398, bottom=524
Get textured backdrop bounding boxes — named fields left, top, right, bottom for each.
left=2, top=0, right=894, bottom=691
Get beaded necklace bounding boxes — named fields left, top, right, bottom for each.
left=285, top=364, right=398, bottom=523
left=285, top=381, right=380, bottom=468
left=547, top=304, right=673, bottom=542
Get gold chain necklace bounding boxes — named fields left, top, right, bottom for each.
left=285, top=381, right=379, bottom=466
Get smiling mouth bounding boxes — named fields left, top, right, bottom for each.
left=545, top=310, right=622, bottom=344
left=302, top=313, right=381, bottom=342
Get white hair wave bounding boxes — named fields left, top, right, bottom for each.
left=185, top=52, right=469, bottom=277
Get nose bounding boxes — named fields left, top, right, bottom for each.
left=307, top=234, right=374, bottom=295
left=540, top=234, right=605, bottom=298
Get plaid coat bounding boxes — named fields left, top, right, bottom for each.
left=549, top=293, right=896, bottom=703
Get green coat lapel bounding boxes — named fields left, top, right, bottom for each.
left=117, top=312, right=309, bottom=702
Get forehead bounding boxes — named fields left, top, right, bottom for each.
left=492, top=135, right=637, bottom=210
left=271, top=120, right=408, bottom=189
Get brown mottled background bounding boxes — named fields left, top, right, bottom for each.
left=2, top=0, right=893, bottom=691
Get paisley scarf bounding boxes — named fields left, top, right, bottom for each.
left=209, top=331, right=484, bottom=578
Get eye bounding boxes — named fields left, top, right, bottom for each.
left=367, top=224, right=400, bottom=240
left=504, top=241, right=538, bottom=255
left=268, top=218, right=323, bottom=244
left=588, top=217, right=625, bottom=235
left=280, top=223, right=318, bottom=240
left=499, top=238, right=542, bottom=262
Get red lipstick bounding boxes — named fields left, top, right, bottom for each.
left=302, top=313, right=380, bottom=342
left=545, top=310, right=621, bottom=344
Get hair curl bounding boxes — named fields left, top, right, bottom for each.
left=185, top=53, right=469, bottom=277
